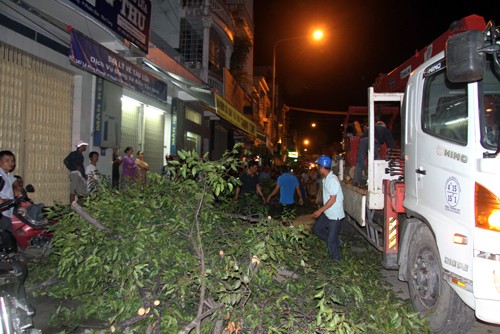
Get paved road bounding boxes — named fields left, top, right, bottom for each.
left=382, top=269, right=500, bottom=334
left=32, top=273, right=500, bottom=333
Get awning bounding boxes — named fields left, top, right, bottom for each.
left=142, top=59, right=258, bottom=139
left=141, top=58, right=215, bottom=107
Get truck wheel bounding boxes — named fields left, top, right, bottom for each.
left=407, top=224, right=474, bottom=333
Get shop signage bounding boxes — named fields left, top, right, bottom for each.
left=93, top=78, right=104, bottom=146
left=215, top=93, right=257, bottom=137
left=170, top=99, right=178, bottom=154
left=70, top=29, right=167, bottom=103
left=68, top=0, right=151, bottom=54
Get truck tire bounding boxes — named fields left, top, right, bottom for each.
left=407, top=224, right=474, bottom=333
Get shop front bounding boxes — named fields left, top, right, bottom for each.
left=70, top=30, right=171, bottom=174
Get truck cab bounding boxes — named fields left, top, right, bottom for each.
left=340, top=16, right=500, bottom=333
left=403, top=30, right=500, bottom=326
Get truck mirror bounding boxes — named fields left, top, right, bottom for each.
left=446, top=30, right=485, bottom=83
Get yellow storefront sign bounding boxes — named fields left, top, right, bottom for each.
left=215, top=93, right=257, bottom=137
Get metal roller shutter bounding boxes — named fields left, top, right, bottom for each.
left=0, top=43, right=72, bottom=205
left=120, top=101, right=140, bottom=157
left=144, top=109, right=165, bottom=173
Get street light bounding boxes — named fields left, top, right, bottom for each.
left=272, top=29, right=324, bottom=150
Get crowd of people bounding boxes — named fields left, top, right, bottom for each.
left=233, top=156, right=344, bottom=261
left=4, top=117, right=395, bottom=262
left=3, top=113, right=395, bottom=264
left=1, top=142, right=346, bottom=262
left=233, top=161, right=321, bottom=209
left=63, top=141, right=151, bottom=203
left=5, top=133, right=379, bottom=263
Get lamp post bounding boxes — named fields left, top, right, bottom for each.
left=271, top=30, right=324, bottom=153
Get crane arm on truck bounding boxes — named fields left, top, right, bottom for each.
left=374, top=14, right=487, bottom=93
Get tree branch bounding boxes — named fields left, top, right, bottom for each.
left=26, top=276, right=62, bottom=294
left=193, top=183, right=207, bottom=334
left=71, top=201, right=109, bottom=231
left=178, top=303, right=222, bottom=334
left=114, top=314, right=147, bottom=331
left=225, top=213, right=269, bottom=223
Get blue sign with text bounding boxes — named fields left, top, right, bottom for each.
left=68, top=0, right=151, bottom=54
left=70, top=29, right=167, bottom=103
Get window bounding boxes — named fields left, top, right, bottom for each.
left=209, top=30, right=225, bottom=74
left=422, top=62, right=468, bottom=145
left=479, top=61, right=500, bottom=151
left=180, top=19, right=203, bottom=65
left=186, top=131, right=201, bottom=154
left=185, top=107, right=202, bottom=125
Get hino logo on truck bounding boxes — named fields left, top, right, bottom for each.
left=426, top=62, right=442, bottom=75
left=424, top=59, right=445, bottom=77
left=436, top=146, right=468, bottom=163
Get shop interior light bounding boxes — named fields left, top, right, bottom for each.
left=121, top=96, right=141, bottom=108
left=144, top=105, right=164, bottom=116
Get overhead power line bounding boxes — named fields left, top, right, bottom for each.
left=283, top=104, right=347, bottom=115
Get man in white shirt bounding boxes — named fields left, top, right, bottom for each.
left=0, top=150, right=16, bottom=232
left=312, top=155, right=345, bottom=261
left=85, top=151, right=100, bottom=192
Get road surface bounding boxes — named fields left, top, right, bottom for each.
left=382, top=269, right=500, bottom=334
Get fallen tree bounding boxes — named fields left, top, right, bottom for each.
left=27, top=146, right=429, bottom=333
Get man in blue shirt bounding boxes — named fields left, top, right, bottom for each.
left=267, top=165, right=304, bottom=214
left=312, top=156, right=345, bottom=261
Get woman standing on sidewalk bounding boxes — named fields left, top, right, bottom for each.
left=121, top=147, right=136, bottom=189
left=135, top=150, right=149, bottom=184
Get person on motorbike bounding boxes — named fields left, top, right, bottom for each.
left=13, top=175, right=31, bottom=202
left=0, top=150, right=16, bottom=232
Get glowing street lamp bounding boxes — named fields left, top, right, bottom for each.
left=272, top=30, right=325, bottom=149
left=312, top=29, right=324, bottom=40
left=303, top=139, right=310, bottom=146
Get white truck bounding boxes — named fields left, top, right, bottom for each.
left=339, top=14, right=500, bottom=333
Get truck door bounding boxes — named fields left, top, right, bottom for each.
left=413, top=62, right=474, bottom=233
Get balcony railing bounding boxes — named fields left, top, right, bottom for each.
left=208, top=73, right=223, bottom=94
left=208, top=0, right=234, bottom=30
left=182, top=0, right=234, bottom=31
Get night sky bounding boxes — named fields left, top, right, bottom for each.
left=253, top=0, right=498, bottom=150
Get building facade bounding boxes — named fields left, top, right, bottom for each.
left=0, top=0, right=273, bottom=204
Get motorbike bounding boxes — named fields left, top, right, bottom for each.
left=0, top=201, right=41, bottom=333
left=0, top=176, right=55, bottom=256
left=11, top=184, right=54, bottom=253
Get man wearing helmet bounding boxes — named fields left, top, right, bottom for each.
left=312, top=155, right=345, bottom=261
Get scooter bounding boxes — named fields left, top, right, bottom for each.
left=1, top=183, right=55, bottom=253
left=10, top=185, right=54, bottom=252
left=0, top=201, right=41, bottom=333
